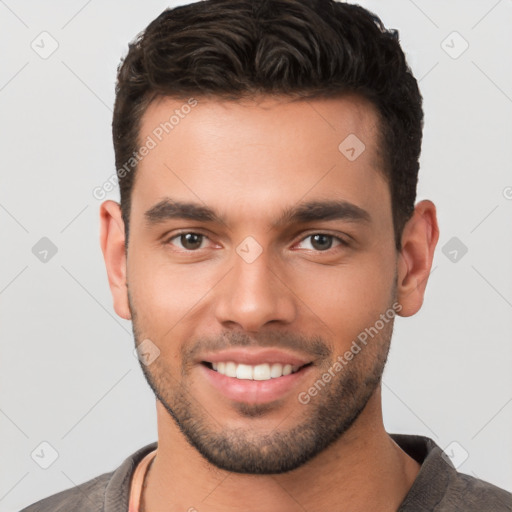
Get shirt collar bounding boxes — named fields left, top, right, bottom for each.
left=102, top=434, right=452, bottom=511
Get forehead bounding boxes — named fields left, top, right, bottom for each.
left=139, top=93, right=382, bottom=164
left=131, top=94, right=390, bottom=228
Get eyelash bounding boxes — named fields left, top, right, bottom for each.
left=164, top=231, right=350, bottom=253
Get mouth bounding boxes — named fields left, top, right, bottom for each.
left=198, top=350, right=315, bottom=404
left=201, top=361, right=312, bottom=381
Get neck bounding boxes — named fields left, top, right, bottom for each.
left=142, top=388, right=420, bottom=512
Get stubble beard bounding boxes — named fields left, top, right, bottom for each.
left=129, top=292, right=394, bottom=474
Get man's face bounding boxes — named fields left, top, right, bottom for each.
left=125, top=95, right=399, bottom=473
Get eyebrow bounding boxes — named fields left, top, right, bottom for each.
left=144, top=197, right=371, bottom=229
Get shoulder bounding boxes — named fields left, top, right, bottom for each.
left=439, top=471, right=512, bottom=511
left=391, top=433, right=511, bottom=512
left=19, top=442, right=158, bottom=512
left=19, top=471, right=113, bottom=512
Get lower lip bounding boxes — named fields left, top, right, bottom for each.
left=199, top=364, right=312, bottom=404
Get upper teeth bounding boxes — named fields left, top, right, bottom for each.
left=211, top=362, right=301, bottom=380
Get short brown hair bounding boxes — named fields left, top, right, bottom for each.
left=112, top=0, right=423, bottom=249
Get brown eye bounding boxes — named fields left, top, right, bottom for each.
left=169, top=232, right=206, bottom=251
left=310, top=234, right=334, bottom=251
left=296, top=233, right=347, bottom=252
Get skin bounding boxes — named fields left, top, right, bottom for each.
left=100, top=94, right=439, bottom=511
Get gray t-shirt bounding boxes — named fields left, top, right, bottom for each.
left=20, top=434, right=512, bottom=511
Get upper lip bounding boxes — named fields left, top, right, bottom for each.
left=200, top=348, right=313, bottom=367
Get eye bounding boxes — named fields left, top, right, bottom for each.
left=165, top=232, right=348, bottom=253
left=167, top=232, right=209, bottom=251
left=296, top=233, right=347, bottom=252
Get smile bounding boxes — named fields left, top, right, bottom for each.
left=200, top=361, right=313, bottom=404
left=205, top=361, right=307, bottom=380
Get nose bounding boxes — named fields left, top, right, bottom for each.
left=213, top=245, right=297, bottom=332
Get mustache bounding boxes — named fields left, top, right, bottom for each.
left=182, top=330, right=332, bottom=362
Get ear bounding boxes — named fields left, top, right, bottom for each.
left=99, top=200, right=131, bottom=320
left=396, top=200, right=439, bottom=317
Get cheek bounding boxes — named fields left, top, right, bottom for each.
left=127, top=250, right=217, bottom=334
left=288, top=253, right=396, bottom=342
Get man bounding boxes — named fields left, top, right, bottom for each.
left=22, top=0, right=511, bottom=511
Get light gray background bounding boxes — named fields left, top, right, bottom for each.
left=1, top=1, right=511, bottom=510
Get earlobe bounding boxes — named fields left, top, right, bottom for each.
left=396, top=200, right=439, bottom=317
left=99, top=200, right=132, bottom=320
